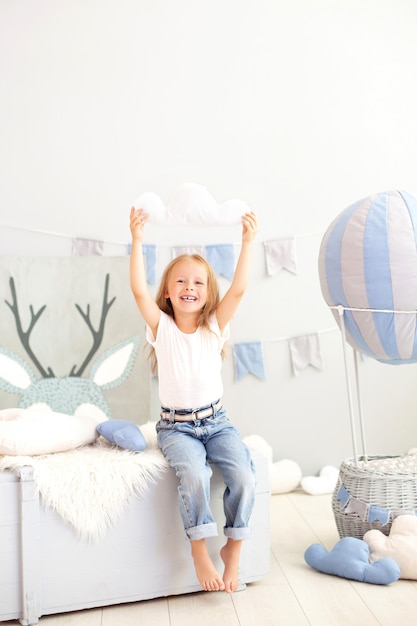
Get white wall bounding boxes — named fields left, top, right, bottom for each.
left=1, top=0, right=417, bottom=474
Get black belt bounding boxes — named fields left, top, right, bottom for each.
left=160, top=400, right=222, bottom=422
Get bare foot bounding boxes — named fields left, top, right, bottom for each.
left=191, top=539, right=225, bottom=591
left=220, top=539, right=242, bottom=594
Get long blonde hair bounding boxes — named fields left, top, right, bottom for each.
left=148, top=254, right=221, bottom=373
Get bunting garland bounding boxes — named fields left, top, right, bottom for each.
left=0, top=222, right=336, bottom=383
left=335, top=483, right=417, bottom=526
left=0, top=223, right=307, bottom=284
left=231, top=330, right=330, bottom=382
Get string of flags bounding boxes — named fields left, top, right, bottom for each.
left=336, top=483, right=417, bottom=526
left=127, top=238, right=298, bottom=284
left=2, top=223, right=301, bottom=283
left=233, top=331, right=329, bottom=381
left=1, top=223, right=336, bottom=382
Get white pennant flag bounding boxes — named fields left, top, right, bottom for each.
left=72, top=237, right=104, bottom=256
left=288, top=333, right=323, bottom=376
left=172, top=245, right=205, bottom=258
left=264, top=238, right=297, bottom=276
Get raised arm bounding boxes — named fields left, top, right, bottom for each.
left=129, top=207, right=160, bottom=337
left=216, top=211, right=258, bottom=332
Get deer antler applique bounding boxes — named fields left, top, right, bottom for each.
left=70, top=273, right=116, bottom=377
left=5, top=276, right=55, bottom=378
left=5, top=273, right=116, bottom=380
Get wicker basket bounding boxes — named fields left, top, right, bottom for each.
left=332, top=454, right=417, bottom=539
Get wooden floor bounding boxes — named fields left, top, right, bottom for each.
left=4, top=491, right=417, bottom=626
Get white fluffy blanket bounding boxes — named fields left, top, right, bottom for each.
left=0, top=425, right=168, bottom=542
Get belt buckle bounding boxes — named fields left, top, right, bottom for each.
left=191, top=408, right=198, bottom=422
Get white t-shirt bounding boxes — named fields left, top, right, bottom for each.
left=146, top=311, right=230, bottom=409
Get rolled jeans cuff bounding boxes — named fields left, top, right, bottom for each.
left=186, top=522, right=218, bottom=541
left=224, top=526, right=253, bottom=541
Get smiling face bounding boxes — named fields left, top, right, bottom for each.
left=165, top=259, right=208, bottom=315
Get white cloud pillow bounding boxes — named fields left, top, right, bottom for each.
left=133, top=182, right=251, bottom=226
left=0, top=408, right=101, bottom=456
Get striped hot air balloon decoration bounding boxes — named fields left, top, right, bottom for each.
left=319, top=190, right=417, bottom=365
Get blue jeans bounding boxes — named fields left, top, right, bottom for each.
left=156, top=407, right=256, bottom=541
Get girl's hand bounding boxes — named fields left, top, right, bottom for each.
left=130, top=207, right=149, bottom=242
left=241, top=211, right=258, bottom=243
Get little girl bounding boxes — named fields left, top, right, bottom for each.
left=129, top=206, right=258, bottom=594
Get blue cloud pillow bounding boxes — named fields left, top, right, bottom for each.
left=304, top=537, right=400, bottom=585
left=96, top=420, right=146, bottom=452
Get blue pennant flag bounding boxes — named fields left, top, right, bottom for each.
left=336, top=484, right=351, bottom=507
left=368, top=505, right=390, bottom=526
left=205, top=244, right=235, bottom=281
left=127, top=243, right=156, bottom=285
left=143, top=244, right=157, bottom=285
left=233, top=341, right=266, bottom=381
